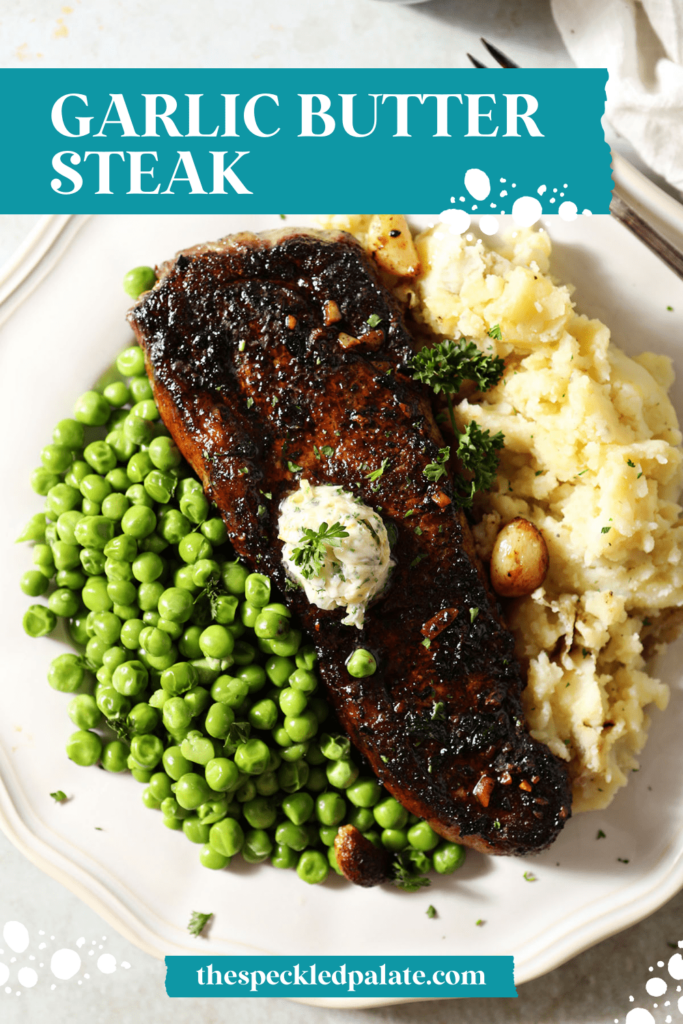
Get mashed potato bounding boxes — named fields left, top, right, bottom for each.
left=323, top=214, right=682, bottom=811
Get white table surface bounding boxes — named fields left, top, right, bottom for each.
left=1, top=2, right=681, bottom=1022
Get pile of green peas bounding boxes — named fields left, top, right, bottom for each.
left=18, top=331, right=466, bottom=889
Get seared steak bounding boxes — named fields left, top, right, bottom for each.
left=129, top=227, right=571, bottom=864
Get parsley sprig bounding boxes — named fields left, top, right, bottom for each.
left=392, top=850, right=432, bottom=892
left=290, top=521, right=349, bottom=580
left=412, top=339, right=505, bottom=435
left=188, top=911, right=213, bottom=937
left=423, top=447, right=450, bottom=483
left=454, top=421, right=505, bottom=508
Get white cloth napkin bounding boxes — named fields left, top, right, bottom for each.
left=551, top=0, right=683, bottom=193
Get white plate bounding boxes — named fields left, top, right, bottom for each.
left=1, top=207, right=683, bottom=1008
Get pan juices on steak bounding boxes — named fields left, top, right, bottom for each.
left=128, top=226, right=571, bottom=870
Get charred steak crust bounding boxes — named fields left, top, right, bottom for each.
left=129, top=227, right=572, bottom=858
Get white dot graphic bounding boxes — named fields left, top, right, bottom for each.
left=511, top=196, right=542, bottom=227
left=582, top=209, right=592, bottom=216
left=76, top=937, right=85, bottom=949
left=97, top=954, right=117, bottom=975
left=626, top=1009, right=655, bottom=1024
left=464, top=168, right=491, bottom=201
left=559, top=201, right=578, bottom=222
left=3, top=923, right=29, bottom=954
left=0, top=963, right=8, bottom=986
left=668, top=953, right=683, bottom=979
left=18, top=968, right=37, bottom=989
left=500, top=190, right=508, bottom=197
left=51, top=949, right=81, bottom=980
left=439, top=209, right=470, bottom=234
left=646, top=977, right=667, bottom=997
left=479, top=215, right=499, bottom=236
left=537, top=185, right=547, bottom=195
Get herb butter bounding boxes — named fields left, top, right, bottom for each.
left=278, top=481, right=393, bottom=628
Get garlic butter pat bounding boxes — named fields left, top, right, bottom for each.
left=279, top=481, right=393, bottom=628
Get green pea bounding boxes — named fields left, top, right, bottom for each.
left=30, top=467, right=59, bottom=496
left=284, top=710, right=318, bottom=744
left=132, top=551, right=163, bottom=583
left=74, top=390, right=111, bottom=427
left=23, top=605, right=56, bottom=637
left=53, top=418, right=85, bottom=450
left=199, top=843, right=229, bottom=870
left=68, top=614, right=89, bottom=646
left=41, top=444, right=72, bottom=476
left=86, top=633, right=109, bottom=666
left=431, top=840, right=465, bottom=874
left=296, top=645, right=318, bottom=671
left=48, top=588, right=80, bottom=621
left=141, top=787, right=161, bottom=810
left=254, top=770, right=279, bottom=797
left=32, top=544, right=54, bottom=578
left=126, top=482, right=154, bottom=507
left=75, top=516, right=115, bottom=552
left=222, top=560, right=249, bottom=594
left=91, top=610, right=122, bottom=645
left=211, top=675, right=249, bottom=709
left=205, top=703, right=236, bottom=741
left=67, top=694, right=101, bottom=730
left=234, top=739, right=270, bottom=776
left=79, top=548, right=106, bottom=576
left=105, top=534, right=138, bottom=562
left=236, top=664, right=266, bottom=693
left=282, top=791, right=314, bottom=826
left=242, top=828, right=273, bottom=864
left=242, top=795, right=277, bottom=830
left=271, top=843, right=298, bottom=869
left=304, top=766, right=326, bottom=794
left=116, top=343, right=147, bottom=374
left=244, top=573, right=271, bottom=608
left=162, top=746, right=193, bottom=781
left=199, top=624, right=234, bottom=659
left=161, top=662, right=197, bottom=696
left=275, top=821, right=309, bottom=851
left=112, top=660, right=148, bottom=697
left=129, top=375, right=153, bottom=402
left=297, top=849, right=329, bottom=885
left=235, top=778, right=257, bottom=803
left=121, top=504, right=156, bottom=539
left=82, top=576, right=113, bottom=613
left=46, top=483, right=81, bottom=517
left=51, top=542, right=79, bottom=573
left=231, top=641, right=255, bottom=666
left=47, top=653, right=85, bottom=693
left=180, top=816, right=209, bottom=844
left=180, top=730, right=215, bottom=766
left=157, top=617, right=183, bottom=640
left=158, top=587, right=193, bottom=623
left=102, top=739, right=129, bottom=773
left=158, top=509, right=191, bottom=544
left=178, top=533, right=212, bottom=565
left=101, top=493, right=129, bottom=521
left=347, top=648, right=377, bottom=678
left=200, top=517, right=227, bottom=545
left=254, top=608, right=290, bottom=640
left=81, top=498, right=102, bottom=517
left=120, top=618, right=144, bottom=650
left=278, top=760, right=309, bottom=794
left=209, top=817, right=244, bottom=858
left=102, top=380, right=129, bottom=407
left=348, top=807, right=375, bottom=833
left=55, top=511, right=83, bottom=545
left=66, top=729, right=103, bottom=767
left=347, top=777, right=382, bottom=809
left=263, top=655, right=293, bottom=688
left=131, top=767, right=153, bottom=784
left=126, top=703, right=158, bottom=736
left=95, top=683, right=130, bottom=720
left=305, top=742, right=327, bottom=766
left=84, top=440, right=117, bottom=475
left=20, top=570, right=49, bottom=598
left=315, top=792, right=346, bottom=827
left=373, top=797, right=408, bottom=830
left=325, top=759, right=359, bottom=790
left=327, top=844, right=344, bottom=876
left=381, top=828, right=408, bottom=852
left=287, top=667, right=317, bottom=694
left=129, top=733, right=163, bottom=770
left=179, top=490, right=209, bottom=525
left=407, top=820, right=439, bottom=852
left=248, top=699, right=278, bottom=731
left=177, top=625, right=202, bottom=660
left=133, top=581, right=160, bottom=612
left=279, top=687, right=308, bottom=718
left=148, top=436, right=181, bottom=471
left=204, top=757, right=238, bottom=793
left=107, top=579, right=136, bottom=606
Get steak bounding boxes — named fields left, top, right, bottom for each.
left=128, top=227, right=571, bottom=867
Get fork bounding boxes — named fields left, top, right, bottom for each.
left=468, top=39, right=683, bottom=280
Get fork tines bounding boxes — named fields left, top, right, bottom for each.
left=468, top=38, right=520, bottom=69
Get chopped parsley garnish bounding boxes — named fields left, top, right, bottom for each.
left=287, top=461, right=303, bottom=473
left=410, top=553, right=427, bottom=568
left=476, top=919, right=485, bottom=927
left=453, top=421, right=505, bottom=508
left=421, top=637, right=431, bottom=649
left=601, top=526, right=611, bottom=534
left=627, top=459, right=635, bottom=468
left=597, top=829, right=606, bottom=839
left=423, top=446, right=450, bottom=483
left=393, top=850, right=432, bottom=892
left=411, top=338, right=505, bottom=434
left=367, top=313, right=383, bottom=328
left=257, top=505, right=266, bottom=517
left=430, top=701, right=445, bottom=721
left=238, top=340, right=245, bottom=352
left=290, top=521, right=349, bottom=580
left=260, top=490, right=272, bottom=500
left=487, top=323, right=502, bottom=341
left=523, top=871, right=537, bottom=882
left=246, top=397, right=254, bottom=409
left=667, top=305, right=673, bottom=311
left=426, top=905, right=437, bottom=919
left=493, top=819, right=501, bottom=830
left=643, top=617, right=651, bottom=627
left=313, top=445, right=321, bottom=460
left=617, top=858, right=630, bottom=864
left=238, top=467, right=249, bottom=475
left=188, top=911, right=213, bottom=937
left=366, top=458, right=390, bottom=483
left=404, top=510, right=414, bottom=518
left=582, top=648, right=589, bottom=658
left=321, top=445, right=334, bottom=457
left=50, top=790, right=67, bottom=803
left=577, top=469, right=588, bottom=476
left=414, top=526, right=423, bottom=536
left=469, top=607, right=479, bottom=624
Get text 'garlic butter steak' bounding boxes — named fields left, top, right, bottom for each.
left=128, top=227, right=571, bottom=869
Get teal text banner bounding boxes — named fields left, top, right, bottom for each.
left=164, top=955, right=517, bottom=999
left=0, top=69, right=611, bottom=214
